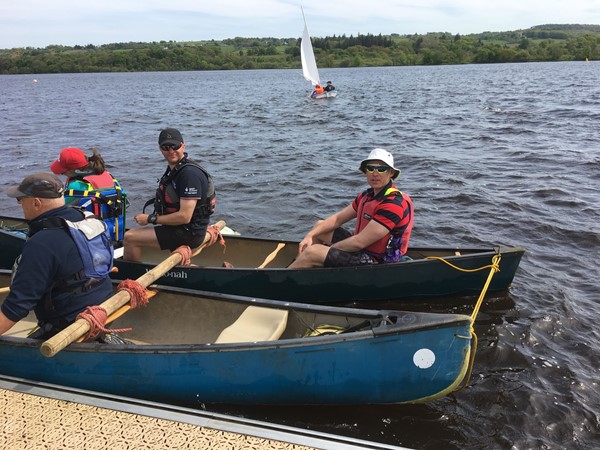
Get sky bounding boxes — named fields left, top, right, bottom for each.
left=1, top=0, right=599, bottom=49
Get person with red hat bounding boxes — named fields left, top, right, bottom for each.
left=50, top=147, right=127, bottom=242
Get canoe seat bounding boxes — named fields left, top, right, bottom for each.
left=215, top=306, right=288, bottom=344
left=5, top=320, right=38, bottom=338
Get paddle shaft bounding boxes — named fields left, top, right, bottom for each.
left=0, top=287, right=9, bottom=294
left=40, top=220, right=226, bottom=357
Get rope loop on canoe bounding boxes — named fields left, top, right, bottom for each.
left=117, top=279, right=150, bottom=309
left=76, top=306, right=132, bottom=340
left=453, top=331, right=478, bottom=394
left=171, top=245, right=193, bottom=266
left=205, top=224, right=226, bottom=253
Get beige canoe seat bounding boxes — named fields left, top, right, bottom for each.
left=215, top=306, right=288, bottom=344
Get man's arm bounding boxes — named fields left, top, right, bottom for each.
left=331, top=219, right=390, bottom=252
left=156, top=198, right=197, bottom=225
left=298, top=204, right=356, bottom=253
left=0, top=310, right=16, bottom=335
left=136, top=198, right=198, bottom=226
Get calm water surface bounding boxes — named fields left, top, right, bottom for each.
left=1, top=62, right=599, bottom=449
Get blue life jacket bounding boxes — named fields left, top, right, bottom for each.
left=62, top=211, right=114, bottom=279
left=26, top=210, right=114, bottom=313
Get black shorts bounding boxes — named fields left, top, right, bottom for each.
left=155, top=225, right=206, bottom=251
left=323, top=227, right=376, bottom=268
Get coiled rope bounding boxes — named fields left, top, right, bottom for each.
left=75, top=278, right=152, bottom=340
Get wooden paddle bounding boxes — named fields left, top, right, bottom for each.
left=257, top=243, right=285, bottom=269
left=0, top=287, right=9, bottom=294
left=40, top=220, right=226, bottom=358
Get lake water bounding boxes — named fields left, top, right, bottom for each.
left=1, top=62, right=599, bottom=449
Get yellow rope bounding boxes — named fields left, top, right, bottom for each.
left=447, top=254, right=501, bottom=395
left=470, top=254, right=501, bottom=322
left=425, top=255, right=499, bottom=273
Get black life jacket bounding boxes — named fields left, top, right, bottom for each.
left=148, top=155, right=216, bottom=222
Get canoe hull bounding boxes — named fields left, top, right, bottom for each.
left=311, top=91, right=337, bottom=99
left=0, top=281, right=474, bottom=405
left=112, top=236, right=524, bottom=303
left=0, top=324, right=472, bottom=405
left=0, top=216, right=524, bottom=303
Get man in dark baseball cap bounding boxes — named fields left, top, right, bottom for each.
left=125, top=127, right=216, bottom=262
left=1, top=172, right=113, bottom=339
left=158, top=128, right=184, bottom=147
left=5, top=172, right=65, bottom=199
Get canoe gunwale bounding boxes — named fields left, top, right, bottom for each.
left=0, top=282, right=473, bottom=352
left=0, top=318, right=472, bottom=353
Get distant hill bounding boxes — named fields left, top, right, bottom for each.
left=1, top=24, right=598, bottom=74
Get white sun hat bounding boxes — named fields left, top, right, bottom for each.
left=358, top=148, right=400, bottom=180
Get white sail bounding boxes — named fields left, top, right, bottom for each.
left=300, top=7, right=320, bottom=86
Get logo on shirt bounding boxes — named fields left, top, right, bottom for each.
left=184, top=187, right=198, bottom=195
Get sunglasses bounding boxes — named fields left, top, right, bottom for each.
left=160, top=143, right=182, bottom=152
left=365, top=165, right=390, bottom=174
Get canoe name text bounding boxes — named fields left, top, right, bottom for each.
left=145, top=269, right=188, bottom=279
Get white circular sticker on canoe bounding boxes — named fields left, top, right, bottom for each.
left=413, top=348, right=436, bottom=369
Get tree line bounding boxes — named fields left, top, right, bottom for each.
left=1, top=24, right=599, bottom=74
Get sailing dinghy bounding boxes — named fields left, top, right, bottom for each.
left=301, top=7, right=336, bottom=99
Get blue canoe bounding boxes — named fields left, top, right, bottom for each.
left=0, top=274, right=476, bottom=405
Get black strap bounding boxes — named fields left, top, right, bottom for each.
left=142, top=198, right=155, bottom=214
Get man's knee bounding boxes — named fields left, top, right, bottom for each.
left=124, top=228, right=152, bottom=246
left=303, top=244, right=328, bottom=265
left=123, top=229, right=137, bottom=245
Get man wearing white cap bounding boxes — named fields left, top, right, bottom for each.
left=289, top=148, right=414, bottom=268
